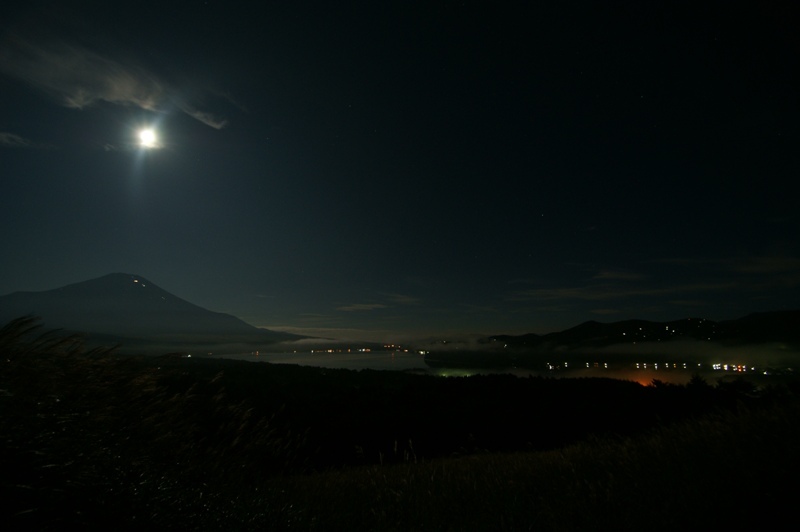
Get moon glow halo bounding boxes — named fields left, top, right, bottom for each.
left=138, top=128, right=158, bottom=148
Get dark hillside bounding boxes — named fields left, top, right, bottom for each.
left=3, top=318, right=799, bottom=529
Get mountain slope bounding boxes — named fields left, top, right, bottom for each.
left=0, top=273, right=299, bottom=352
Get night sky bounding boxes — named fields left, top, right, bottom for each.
left=1, top=1, right=798, bottom=342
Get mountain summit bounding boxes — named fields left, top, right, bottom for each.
left=0, top=273, right=299, bottom=353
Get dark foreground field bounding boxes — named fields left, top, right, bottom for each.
left=3, top=317, right=800, bottom=530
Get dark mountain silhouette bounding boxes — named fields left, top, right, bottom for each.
left=425, top=311, right=800, bottom=369
left=490, top=311, right=800, bottom=351
left=0, top=273, right=301, bottom=353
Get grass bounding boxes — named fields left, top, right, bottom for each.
left=2, top=317, right=799, bottom=530
left=248, top=400, right=800, bottom=531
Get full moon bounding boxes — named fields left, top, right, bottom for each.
left=138, top=128, right=157, bottom=148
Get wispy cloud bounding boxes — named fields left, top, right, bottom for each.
left=506, top=254, right=800, bottom=317
left=668, top=299, right=708, bottom=307
left=731, top=256, right=800, bottom=274
left=649, top=256, right=800, bottom=291
left=590, top=308, right=621, bottom=315
left=509, top=282, right=734, bottom=302
left=0, top=131, right=31, bottom=148
left=511, top=267, right=646, bottom=286
left=264, top=326, right=398, bottom=343
left=335, top=292, right=420, bottom=313
left=0, top=34, right=227, bottom=129
left=0, top=36, right=163, bottom=109
left=592, top=270, right=646, bottom=281
left=176, top=102, right=228, bottom=130
left=336, top=303, right=388, bottom=312
left=461, top=304, right=500, bottom=314
left=0, top=131, right=52, bottom=149
left=651, top=256, right=800, bottom=275
left=383, top=293, right=420, bottom=305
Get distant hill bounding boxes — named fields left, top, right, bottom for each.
left=425, top=311, right=800, bottom=368
left=490, top=311, right=800, bottom=351
left=0, top=273, right=301, bottom=353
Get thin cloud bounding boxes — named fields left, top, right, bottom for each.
left=176, top=102, right=229, bottom=130
left=384, top=293, right=420, bottom=305
left=335, top=293, right=420, bottom=313
left=732, top=257, right=800, bottom=274
left=527, top=305, right=573, bottom=313
left=651, top=256, right=800, bottom=274
left=592, top=270, right=646, bottom=281
left=297, top=313, right=336, bottom=320
left=0, top=34, right=227, bottom=129
left=0, top=36, right=164, bottom=109
left=0, top=131, right=31, bottom=148
left=509, top=282, right=735, bottom=302
left=0, top=131, right=52, bottom=149
left=336, top=303, right=388, bottom=312
left=649, top=258, right=718, bottom=267
left=650, top=256, right=800, bottom=290
left=462, top=304, right=500, bottom=314
left=590, top=308, right=621, bottom=315
left=263, top=325, right=390, bottom=342
left=511, top=268, right=645, bottom=286
left=668, top=299, right=708, bottom=307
